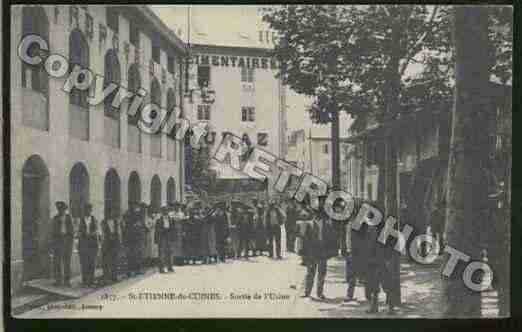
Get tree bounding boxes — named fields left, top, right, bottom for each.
left=263, top=5, right=369, bottom=191
left=191, top=141, right=213, bottom=192
left=442, top=6, right=513, bottom=318
left=264, top=5, right=453, bottom=307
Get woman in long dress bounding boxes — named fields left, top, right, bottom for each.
left=202, top=206, right=218, bottom=264
left=199, top=205, right=210, bottom=264
left=171, top=203, right=186, bottom=265
left=142, top=204, right=157, bottom=267
left=252, top=207, right=266, bottom=256
left=214, top=205, right=228, bottom=263
left=226, top=205, right=240, bottom=259
left=184, top=205, right=199, bottom=265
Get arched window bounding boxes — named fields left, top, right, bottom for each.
left=127, top=64, right=142, bottom=153
left=128, top=171, right=141, bottom=207
left=69, top=29, right=90, bottom=108
left=150, top=78, right=162, bottom=158
left=104, top=49, right=121, bottom=148
left=166, top=88, right=176, bottom=113
left=104, top=168, right=121, bottom=219
left=104, top=49, right=121, bottom=117
left=150, top=175, right=162, bottom=210
left=150, top=78, right=162, bottom=107
left=69, top=29, right=90, bottom=140
left=167, top=177, right=176, bottom=205
left=69, top=163, right=89, bottom=219
left=21, top=6, right=49, bottom=94
left=166, top=88, right=177, bottom=161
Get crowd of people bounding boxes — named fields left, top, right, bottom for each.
left=294, top=198, right=405, bottom=314
left=50, top=196, right=298, bottom=287
left=49, top=195, right=425, bottom=314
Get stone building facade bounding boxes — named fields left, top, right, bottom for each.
left=185, top=44, right=288, bottom=185
left=10, top=5, right=187, bottom=293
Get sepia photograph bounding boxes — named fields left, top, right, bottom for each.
left=5, top=3, right=512, bottom=320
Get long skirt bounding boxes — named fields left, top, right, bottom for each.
left=144, top=228, right=157, bottom=261
left=227, top=228, right=240, bottom=254
left=183, top=224, right=199, bottom=258
left=201, top=223, right=218, bottom=257
left=171, top=225, right=184, bottom=258
left=254, top=227, right=267, bottom=251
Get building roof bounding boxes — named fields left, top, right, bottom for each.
left=150, top=5, right=274, bottom=50
left=118, top=5, right=188, bottom=54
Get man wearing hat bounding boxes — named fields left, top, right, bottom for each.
left=51, top=201, right=74, bottom=286
left=154, top=206, right=173, bottom=273
left=264, top=199, right=285, bottom=259
left=124, top=202, right=145, bottom=276
left=285, top=199, right=298, bottom=253
left=301, top=198, right=337, bottom=299
left=101, top=209, right=121, bottom=284
left=78, top=203, right=100, bottom=286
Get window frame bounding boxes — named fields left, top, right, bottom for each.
left=106, top=7, right=119, bottom=33
left=241, top=67, right=255, bottom=83
left=129, top=21, right=140, bottom=47
left=167, top=56, right=175, bottom=74
left=197, top=65, right=211, bottom=88
left=197, top=104, right=211, bottom=121
left=323, top=143, right=329, bottom=154
left=241, top=106, right=255, bottom=122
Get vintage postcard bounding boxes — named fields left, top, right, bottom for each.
left=5, top=4, right=511, bottom=319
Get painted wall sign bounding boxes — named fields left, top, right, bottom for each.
left=192, top=54, right=279, bottom=70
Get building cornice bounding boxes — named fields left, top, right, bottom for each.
left=117, top=5, right=189, bottom=55
left=189, top=43, right=273, bottom=57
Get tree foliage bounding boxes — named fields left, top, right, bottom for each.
left=262, top=5, right=512, bottom=127
left=191, top=141, right=213, bottom=191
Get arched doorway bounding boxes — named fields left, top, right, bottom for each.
left=22, top=155, right=50, bottom=280
left=104, top=169, right=121, bottom=219
left=150, top=175, right=162, bottom=210
left=69, top=162, right=89, bottom=220
left=128, top=171, right=141, bottom=207
left=167, top=177, right=176, bottom=205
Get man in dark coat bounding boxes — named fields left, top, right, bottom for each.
left=213, top=205, right=228, bottom=263
left=285, top=200, right=298, bottom=253
left=101, top=210, right=121, bottom=284
left=78, top=203, right=99, bottom=286
left=51, top=201, right=74, bottom=287
left=265, top=199, right=284, bottom=259
left=125, top=203, right=145, bottom=276
left=430, top=200, right=445, bottom=254
left=301, top=205, right=338, bottom=299
left=252, top=206, right=266, bottom=256
left=155, top=207, right=173, bottom=273
left=238, top=207, right=254, bottom=259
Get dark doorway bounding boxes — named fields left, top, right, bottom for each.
left=104, top=169, right=121, bottom=219
left=150, top=175, right=162, bottom=210
left=167, top=177, right=176, bottom=205
left=128, top=171, right=141, bottom=207
left=69, top=163, right=89, bottom=220
left=22, top=155, right=50, bottom=280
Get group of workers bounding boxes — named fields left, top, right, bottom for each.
left=50, top=197, right=294, bottom=287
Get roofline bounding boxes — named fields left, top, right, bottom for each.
left=308, top=137, right=351, bottom=142
left=189, top=43, right=273, bottom=57
left=120, top=5, right=189, bottom=55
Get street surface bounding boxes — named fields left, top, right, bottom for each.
left=19, top=253, right=499, bottom=319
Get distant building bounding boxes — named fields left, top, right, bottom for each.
left=344, top=82, right=511, bottom=221
left=286, top=128, right=350, bottom=187
left=185, top=44, right=288, bottom=182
